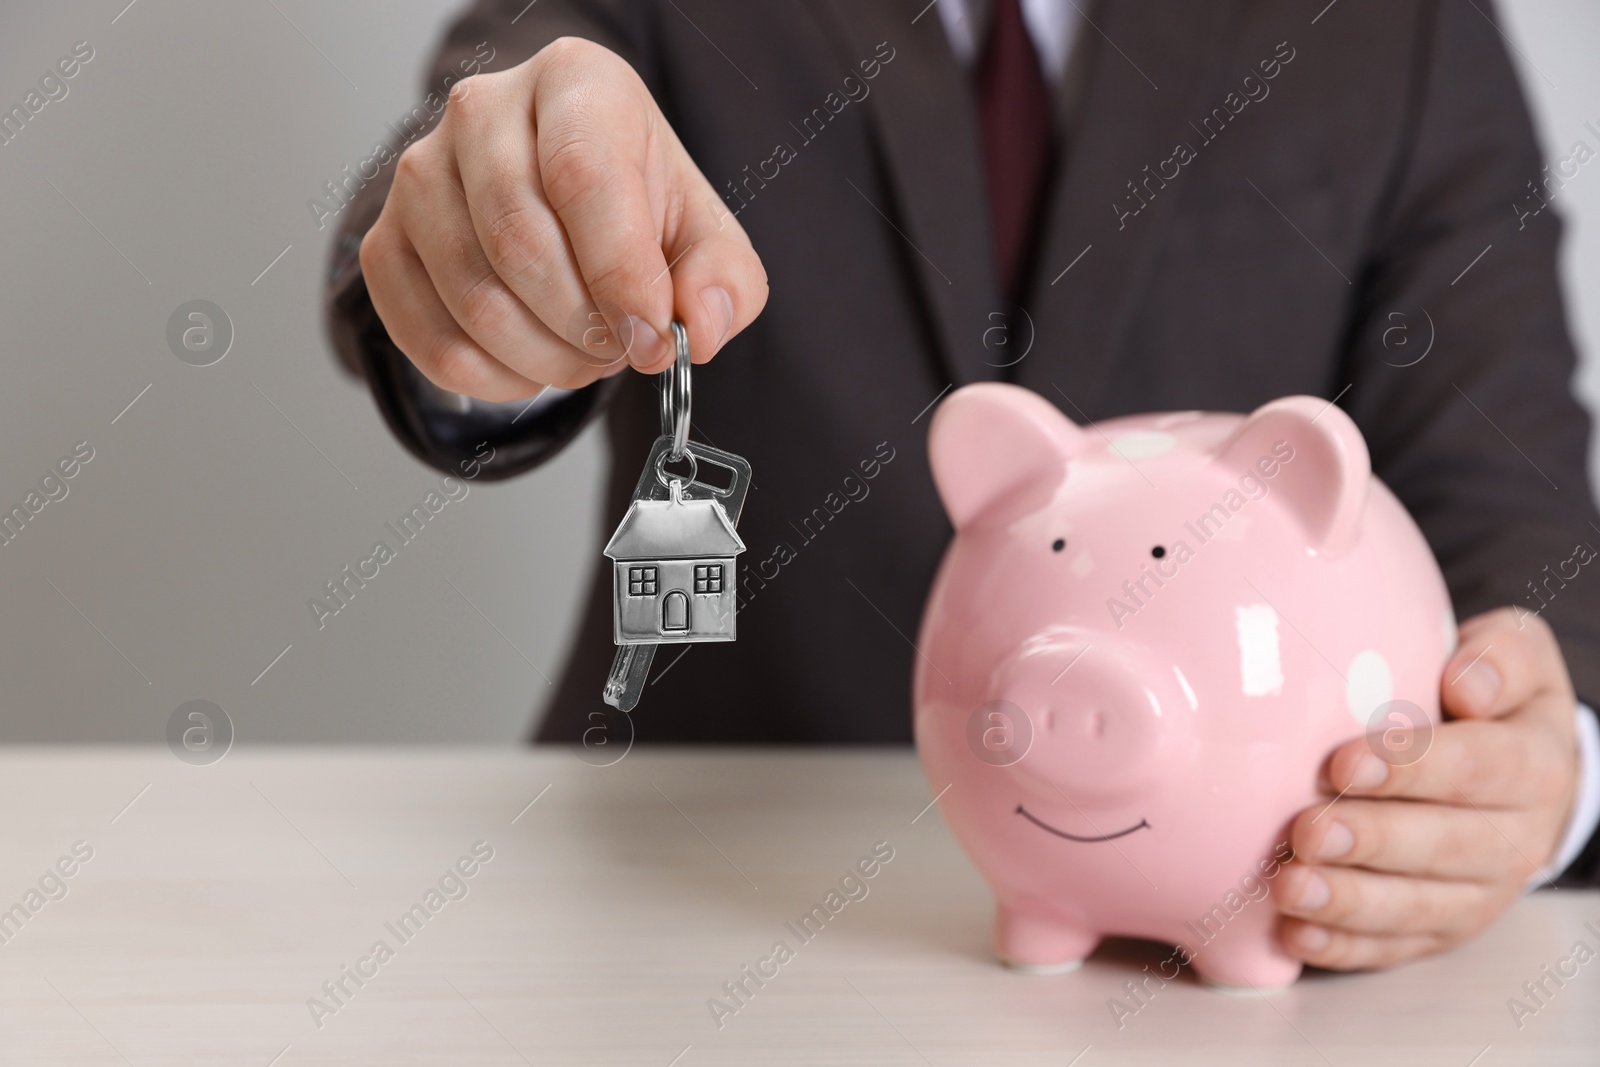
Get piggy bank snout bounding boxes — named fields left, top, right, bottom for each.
left=997, top=643, right=1191, bottom=801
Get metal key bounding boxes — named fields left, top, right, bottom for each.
left=601, top=324, right=753, bottom=711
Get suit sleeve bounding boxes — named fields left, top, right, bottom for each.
left=1337, top=0, right=1600, bottom=884
left=321, top=0, right=658, bottom=481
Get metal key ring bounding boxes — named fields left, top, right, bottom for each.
left=654, top=447, right=699, bottom=491
left=658, top=321, right=692, bottom=460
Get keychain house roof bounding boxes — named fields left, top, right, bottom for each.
left=604, top=488, right=746, bottom=644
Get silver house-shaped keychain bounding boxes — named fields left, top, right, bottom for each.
left=604, top=478, right=745, bottom=643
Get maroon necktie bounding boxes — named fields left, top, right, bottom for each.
left=975, top=0, right=1054, bottom=302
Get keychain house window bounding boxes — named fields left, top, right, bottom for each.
left=604, top=483, right=746, bottom=644
left=693, top=564, right=723, bottom=594
left=628, top=566, right=658, bottom=597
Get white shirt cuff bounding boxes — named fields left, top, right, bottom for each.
left=1530, top=701, right=1600, bottom=887
left=414, top=380, right=573, bottom=424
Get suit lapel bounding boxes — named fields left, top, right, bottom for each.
left=809, top=0, right=1004, bottom=388
left=1014, top=1, right=1241, bottom=413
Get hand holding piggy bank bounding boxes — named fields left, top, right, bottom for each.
left=914, top=383, right=1454, bottom=989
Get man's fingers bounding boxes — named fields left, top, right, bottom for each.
left=1443, top=607, right=1570, bottom=720
left=392, top=146, right=605, bottom=389
left=359, top=223, right=544, bottom=402
left=663, top=159, right=769, bottom=364
left=1290, top=797, right=1535, bottom=882
left=1275, top=862, right=1504, bottom=938
left=1279, top=918, right=1447, bottom=971
left=532, top=39, right=673, bottom=370
left=1324, top=712, right=1566, bottom=809
left=448, top=72, right=624, bottom=371
left=1275, top=605, right=1579, bottom=972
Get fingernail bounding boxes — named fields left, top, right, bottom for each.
left=1350, top=754, right=1388, bottom=790
left=621, top=315, right=667, bottom=369
left=1317, top=821, right=1354, bottom=859
left=1452, top=658, right=1502, bottom=711
left=1293, top=869, right=1330, bottom=911
left=1294, top=924, right=1330, bottom=951
left=699, top=285, right=733, bottom=348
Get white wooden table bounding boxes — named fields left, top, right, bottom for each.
left=0, top=748, right=1594, bottom=1065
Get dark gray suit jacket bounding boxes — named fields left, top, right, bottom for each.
left=326, top=2, right=1600, bottom=879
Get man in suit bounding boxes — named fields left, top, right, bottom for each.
left=326, top=0, right=1600, bottom=970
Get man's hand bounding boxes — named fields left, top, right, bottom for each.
left=1275, top=608, right=1580, bottom=969
left=359, top=37, right=768, bottom=401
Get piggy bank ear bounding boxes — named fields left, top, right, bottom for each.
left=1213, top=396, right=1371, bottom=557
left=928, top=383, right=1088, bottom=530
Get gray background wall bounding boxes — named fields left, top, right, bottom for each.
left=0, top=1, right=1596, bottom=742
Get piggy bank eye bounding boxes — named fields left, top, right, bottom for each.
left=1051, top=538, right=1066, bottom=552
left=1151, top=545, right=1166, bottom=559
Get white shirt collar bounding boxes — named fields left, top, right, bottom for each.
left=934, top=0, right=1081, bottom=84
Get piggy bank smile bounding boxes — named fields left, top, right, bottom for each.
left=1015, top=804, right=1151, bottom=843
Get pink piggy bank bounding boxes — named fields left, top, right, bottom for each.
left=914, top=383, right=1454, bottom=989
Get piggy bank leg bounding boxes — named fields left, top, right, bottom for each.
left=995, top=902, right=1099, bottom=974
left=1183, top=906, right=1301, bottom=991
